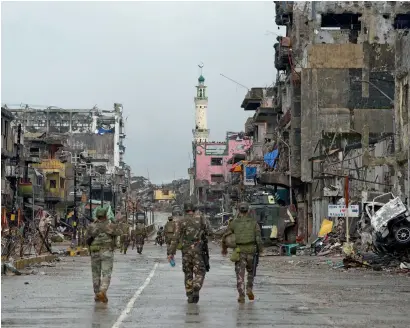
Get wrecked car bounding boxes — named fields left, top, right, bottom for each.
left=359, top=193, right=410, bottom=254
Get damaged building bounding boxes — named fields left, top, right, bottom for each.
left=3, top=103, right=130, bottom=220
left=241, top=1, right=410, bottom=243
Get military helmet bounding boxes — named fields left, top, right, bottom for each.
left=172, top=208, right=181, bottom=216
left=184, top=202, right=195, bottom=212
left=95, top=207, right=107, bottom=218
left=238, top=202, right=249, bottom=213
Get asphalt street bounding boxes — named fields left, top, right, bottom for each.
left=2, top=213, right=410, bottom=328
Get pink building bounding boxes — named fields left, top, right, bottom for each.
left=194, top=133, right=252, bottom=185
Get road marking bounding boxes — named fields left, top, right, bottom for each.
left=111, top=263, right=158, bottom=328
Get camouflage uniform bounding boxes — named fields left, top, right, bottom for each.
left=86, top=207, right=122, bottom=303
left=134, top=221, right=147, bottom=254
left=119, top=218, right=131, bottom=254
left=222, top=202, right=262, bottom=303
left=168, top=202, right=211, bottom=303
left=164, top=211, right=181, bottom=246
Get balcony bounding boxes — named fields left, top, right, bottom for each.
left=241, top=88, right=264, bottom=111
left=44, top=189, right=64, bottom=202
left=274, top=1, right=293, bottom=26
left=32, top=159, right=66, bottom=177
left=119, top=133, right=126, bottom=138
left=18, top=180, right=44, bottom=200
left=274, top=38, right=291, bottom=71
left=254, top=107, right=277, bottom=123
left=5, top=164, right=22, bottom=178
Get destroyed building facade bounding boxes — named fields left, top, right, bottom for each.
left=240, top=1, right=410, bottom=242
left=2, top=103, right=130, bottom=221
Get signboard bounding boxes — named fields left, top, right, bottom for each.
left=243, top=165, right=257, bottom=186
left=205, top=144, right=228, bottom=156
left=327, top=205, right=360, bottom=218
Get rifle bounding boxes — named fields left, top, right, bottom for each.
left=252, top=231, right=259, bottom=277
left=201, top=234, right=210, bottom=272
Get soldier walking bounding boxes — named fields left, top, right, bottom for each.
left=86, top=207, right=122, bottom=303
left=164, top=208, right=181, bottom=247
left=221, top=202, right=263, bottom=303
left=134, top=218, right=148, bottom=254
left=119, top=216, right=131, bottom=254
left=167, top=202, right=211, bottom=304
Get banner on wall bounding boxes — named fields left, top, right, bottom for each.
left=243, top=165, right=258, bottom=186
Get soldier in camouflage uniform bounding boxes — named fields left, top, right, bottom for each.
left=221, top=202, right=263, bottom=303
left=167, top=202, right=211, bottom=304
left=134, top=219, right=148, bottom=254
left=119, top=216, right=131, bottom=254
left=86, top=207, right=122, bottom=303
left=164, top=208, right=182, bottom=246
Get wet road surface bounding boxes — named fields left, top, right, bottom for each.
left=2, top=215, right=410, bottom=327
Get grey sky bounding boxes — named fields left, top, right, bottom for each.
left=1, top=1, right=282, bottom=183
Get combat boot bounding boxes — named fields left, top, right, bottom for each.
left=187, top=293, right=194, bottom=303
left=247, top=290, right=255, bottom=301
left=96, top=291, right=108, bottom=303
left=192, top=287, right=200, bottom=303
left=237, top=295, right=245, bottom=303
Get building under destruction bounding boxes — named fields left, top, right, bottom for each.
left=1, top=103, right=131, bottom=242
left=236, top=1, right=410, bottom=243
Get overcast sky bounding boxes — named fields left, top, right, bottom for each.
left=2, top=1, right=284, bottom=183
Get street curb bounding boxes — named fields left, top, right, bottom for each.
left=10, top=255, right=58, bottom=270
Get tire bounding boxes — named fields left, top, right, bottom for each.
left=392, top=222, right=410, bottom=246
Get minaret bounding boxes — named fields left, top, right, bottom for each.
left=193, top=64, right=209, bottom=143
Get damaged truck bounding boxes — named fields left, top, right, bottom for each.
left=359, top=192, right=410, bottom=254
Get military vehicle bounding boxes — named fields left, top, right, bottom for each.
left=247, top=190, right=297, bottom=246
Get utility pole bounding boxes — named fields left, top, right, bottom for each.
left=11, top=124, right=22, bottom=227
left=72, top=163, right=77, bottom=246
left=89, top=174, right=92, bottom=221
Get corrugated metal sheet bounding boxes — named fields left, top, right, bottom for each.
left=312, top=198, right=329, bottom=237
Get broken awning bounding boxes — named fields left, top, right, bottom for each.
left=229, top=160, right=247, bottom=172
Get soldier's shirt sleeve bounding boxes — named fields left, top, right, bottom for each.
left=221, top=220, right=234, bottom=248
left=168, top=219, right=182, bottom=255
left=86, top=223, right=98, bottom=238
left=109, top=223, right=123, bottom=236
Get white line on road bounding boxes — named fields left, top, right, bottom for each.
left=111, top=263, right=158, bottom=328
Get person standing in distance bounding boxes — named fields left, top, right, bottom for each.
left=86, top=207, right=122, bottom=303
left=221, top=202, right=263, bottom=303
left=167, top=202, right=211, bottom=304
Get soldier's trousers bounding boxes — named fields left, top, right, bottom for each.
left=91, top=249, right=114, bottom=294
left=120, top=236, right=130, bottom=250
left=135, top=235, right=145, bottom=246
left=182, top=248, right=206, bottom=296
left=235, top=252, right=254, bottom=296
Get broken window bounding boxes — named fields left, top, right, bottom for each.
left=49, top=180, right=57, bottom=188
left=211, top=174, right=224, bottom=183
left=210, top=157, right=223, bottom=166
left=321, top=13, right=361, bottom=30
left=321, top=13, right=361, bottom=43
left=393, top=14, right=410, bottom=29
